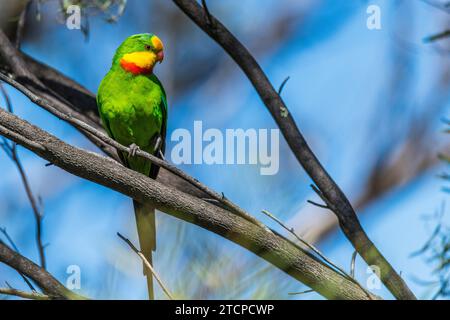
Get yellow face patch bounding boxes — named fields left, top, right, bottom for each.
left=151, top=36, right=164, bottom=51
left=121, top=51, right=156, bottom=69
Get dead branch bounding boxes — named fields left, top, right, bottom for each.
left=117, top=233, right=174, bottom=300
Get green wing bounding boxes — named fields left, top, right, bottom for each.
left=97, top=90, right=131, bottom=168
left=97, top=74, right=167, bottom=178
left=149, top=92, right=167, bottom=179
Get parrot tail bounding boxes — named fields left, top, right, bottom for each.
left=133, top=200, right=156, bottom=300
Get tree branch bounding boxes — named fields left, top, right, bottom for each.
left=0, top=107, right=379, bottom=300
left=172, top=0, right=416, bottom=300
left=261, top=210, right=372, bottom=299
left=117, top=233, right=174, bottom=300
left=0, top=227, right=37, bottom=291
left=0, top=287, right=49, bottom=300
left=0, top=241, right=86, bottom=300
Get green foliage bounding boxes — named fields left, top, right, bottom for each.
left=413, top=121, right=450, bottom=299
left=412, top=209, right=450, bottom=299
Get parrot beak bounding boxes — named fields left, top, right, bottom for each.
left=156, top=50, right=164, bottom=64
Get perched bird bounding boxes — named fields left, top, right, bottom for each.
left=97, top=33, right=167, bottom=299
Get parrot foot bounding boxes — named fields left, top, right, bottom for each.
left=128, top=143, right=140, bottom=158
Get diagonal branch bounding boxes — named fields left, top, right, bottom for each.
left=0, top=241, right=86, bottom=300
left=172, top=0, right=416, bottom=300
left=0, top=107, right=379, bottom=300
left=0, top=227, right=36, bottom=291
left=261, top=210, right=372, bottom=299
left=6, top=148, right=46, bottom=269
left=0, top=84, right=46, bottom=269
left=0, top=287, right=49, bottom=300
left=117, top=233, right=174, bottom=300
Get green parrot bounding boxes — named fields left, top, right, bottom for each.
left=97, top=33, right=167, bottom=299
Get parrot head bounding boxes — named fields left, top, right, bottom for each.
left=113, top=33, right=164, bottom=75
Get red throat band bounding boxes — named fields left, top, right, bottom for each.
left=120, top=59, right=152, bottom=75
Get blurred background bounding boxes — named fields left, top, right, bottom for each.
left=0, top=0, right=449, bottom=299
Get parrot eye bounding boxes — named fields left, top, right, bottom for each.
left=145, top=44, right=152, bottom=51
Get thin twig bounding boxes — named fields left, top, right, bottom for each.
left=261, top=210, right=346, bottom=276
left=117, top=233, right=174, bottom=300
left=261, top=209, right=372, bottom=299
left=288, top=289, right=314, bottom=296
left=11, top=152, right=46, bottom=269
left=0, top=288, right=49, bottom=300
left=0, top=84, right=12, bottom=113
left=307, top=200, right=329, bottom=209
left=0, top=82, right=46, bottom=269
left=421, top=0, right=450, bottom=14
left=424, top=30, right=450, bottom=43
left=310, top=184, right=333, bottom=209
left=350, top=251, right=357, bottom=278
left=0, top=228, right=36, bottom=291
left=201, top=0, right=213, bottom=27
left=278, top=76, right=290, bottom=95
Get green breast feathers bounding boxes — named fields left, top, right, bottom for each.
left=97, top=69, right=167, bottom=175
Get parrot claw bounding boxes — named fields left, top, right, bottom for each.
left=128, top=143, right=140, bottom=158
